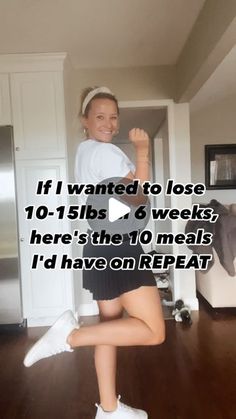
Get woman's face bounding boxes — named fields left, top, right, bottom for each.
left=82, top=98, right=119, bottom=142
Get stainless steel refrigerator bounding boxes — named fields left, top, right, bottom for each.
left=0, top=125, right=23, bottom=325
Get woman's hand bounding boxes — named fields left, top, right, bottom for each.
left=128, top=128, right=149, bottom=149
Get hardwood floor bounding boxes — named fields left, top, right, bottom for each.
left=0, top=297, right=236, bottom=419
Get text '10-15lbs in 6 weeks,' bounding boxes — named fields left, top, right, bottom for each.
left=24, top=204, right=218, bottom=222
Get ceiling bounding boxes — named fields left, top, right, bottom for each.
left=0, top=0, right=205, bottom=68
left=190, top=45, right=236, bottom=112
left=0, top=0, right=235, bottom=119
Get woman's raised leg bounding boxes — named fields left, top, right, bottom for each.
left=68, top=286, right=165, bottom=347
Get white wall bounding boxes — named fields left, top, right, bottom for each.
left=190, top=94, right=236, bottom=205
left=63, top=58, right=82, bottom=310
left=169, top=103, right=198, bottom=309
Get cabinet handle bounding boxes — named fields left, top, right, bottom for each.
left=20, top=237, right=24, bottom=242
left=15, top=146, right=20, bottom=151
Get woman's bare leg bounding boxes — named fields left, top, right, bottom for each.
left=68, top=286, right=165, bottom=348
left=94, top=298, right=123, bottom=412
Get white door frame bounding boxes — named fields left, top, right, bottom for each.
left=119, top=99, right=198, bottom=310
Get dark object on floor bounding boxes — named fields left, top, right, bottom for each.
left=172, top=299, right=192, bottom=325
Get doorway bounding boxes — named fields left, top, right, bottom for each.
left=113, top=104, right=173, bottom=306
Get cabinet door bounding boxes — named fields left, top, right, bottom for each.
left=15, top=159, right=74, bottom=326
left=0, top=74, right=11, bottom=125
left=10, top=72, right=66, bottom=159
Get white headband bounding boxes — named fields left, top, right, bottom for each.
left=82, top=86, right=114, bottom=115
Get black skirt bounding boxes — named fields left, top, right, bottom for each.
left=82, top=231, right=156, bottom=300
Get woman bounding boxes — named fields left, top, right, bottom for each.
left=24, top=86, right=165, bottom=419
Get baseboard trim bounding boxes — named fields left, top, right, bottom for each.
left=77, top=301, right=99, bottom=317
left=25, top=303, right=99, bottom=326
left=27, top=316, right=59, bottom=327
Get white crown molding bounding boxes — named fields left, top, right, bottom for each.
left=0, top=52, right=67, bottom=73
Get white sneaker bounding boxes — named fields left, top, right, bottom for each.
left=95, top=395, right=148, bottom=418
left=23, top=310, right=79, bottom=367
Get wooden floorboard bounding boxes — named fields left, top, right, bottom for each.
left=0, top=297, right=236, bottom=419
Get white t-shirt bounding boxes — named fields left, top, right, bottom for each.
left=74, top=139, right=136, bottom=231
left=74, top=139, right=135, bottom=187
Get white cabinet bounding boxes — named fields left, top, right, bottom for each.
left=15, top=159, right=74, bottom=326
left=0, top=53, right=75, bottom=325
left=0, top=74, right=11, bottom=125
left=10, top=72, right=66, bottom=159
